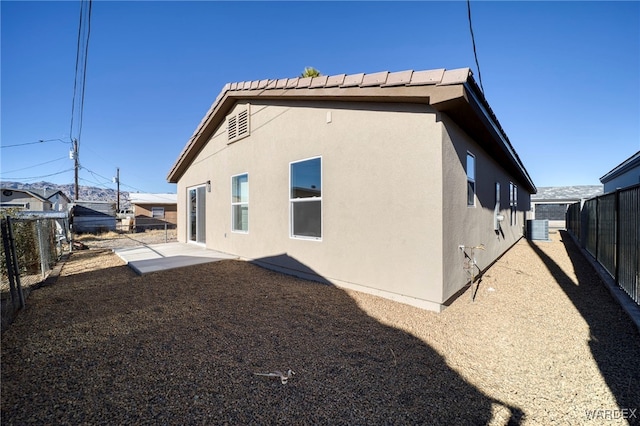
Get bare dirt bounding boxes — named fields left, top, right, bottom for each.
left=1, top=230, right=639, bottom=425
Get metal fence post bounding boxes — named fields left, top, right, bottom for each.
left=615, top=188, right=620, bottom=286
left=5, top=217, right=25, bottom=309
left=36, top=219, right=47, bottom=279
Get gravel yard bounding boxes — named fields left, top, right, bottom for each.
left=1, top=231, right=639, bottom=425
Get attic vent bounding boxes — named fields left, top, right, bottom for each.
left=228, top=115, right=237, bottom=140
left=227, top=104, right=250, bottom=143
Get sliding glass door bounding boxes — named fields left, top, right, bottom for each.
left=188, top=185, right=206, bottom=244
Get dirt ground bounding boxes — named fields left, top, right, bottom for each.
left=1, top=231, right=639, bottom=425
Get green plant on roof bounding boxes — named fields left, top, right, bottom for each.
left=300, top=67, right=321, bottom=78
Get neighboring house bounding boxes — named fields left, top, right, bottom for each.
left=600, top=150, right=640, bottom=193
left=530, top=185, right=603, bottom=228
left=70, top=201, right=116, bottom=233
left=29, top=189, right=72, bottom=212
left=0, top=188, right=53, bottom=211
left=167, top=68, right=536, bottom=312
left=128, top=193, right=177, bottom=230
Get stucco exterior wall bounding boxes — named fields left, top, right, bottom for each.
left=440, top=115, right=529, bottom=302
left=0, top=191, right=50, bottom=211
left=177, top=100, right=446, bottom=310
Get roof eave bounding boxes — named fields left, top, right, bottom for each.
left=167, top=75, right=536, bottom=195
left=167, top=84, right=457, bottom=183
left=439, top=81, right=536, bottom=194
left=599, top=150, right=640, bottom=183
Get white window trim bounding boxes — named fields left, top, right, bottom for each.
left=510, top=182, right=518, bottom=226
left=231, top=173, right=249, bottom=234
left=151, top=207, right=165, bottom=218
left=466, top=151, right=476, bottom=207
left=289, top=156, right=322, bottom=241
left=187, top=184, right=207, bottom=247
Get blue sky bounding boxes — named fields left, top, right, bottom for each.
left=2, top=1, right=639, bottom=194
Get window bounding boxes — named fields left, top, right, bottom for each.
left=466, top=152, right=476, bottom=206
left=510, top=182, right=518, bottom=226
left=494, top=182, right=502, bottom=231
left=290, top=157, right=321, bottom=239
left=151, top=207, right=165, bottom=218
left=232, top=173, right=249, bottom=232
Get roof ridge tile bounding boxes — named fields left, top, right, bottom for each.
left=381, top=70, right=413, bottom=87
left=285, top=77, right=299, bottom=89
left=340, top=72, right=365, bottom=88
left=297, top=76, right=313, bottom=88
left=310, top=75, right=328, bottom=88
left=361, top=71, right=389, bottom=87
left=325, top=74, right=346, bottom=87
left=408, top=69, right=445, bottom=86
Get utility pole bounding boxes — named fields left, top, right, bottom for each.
left=72, top=139, right=79, bottom=201
left=114, top=167, right=120, bottom=211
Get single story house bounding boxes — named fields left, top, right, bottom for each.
left=530, top=185, right=603, bottom=228
left=128, top=193, right=177, bottom=231
left=600, top=150, right=640, bottom=193
left=167, top=67, right=536, bottom=312
left=1, top=188, right=53, bottom=211
left=31, top=188, right=71, bottom=212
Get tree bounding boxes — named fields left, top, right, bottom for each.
left=300, top=67, right=321, bottom=78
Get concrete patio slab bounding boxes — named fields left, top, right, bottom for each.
left=114, top=242, right=237, bottom=275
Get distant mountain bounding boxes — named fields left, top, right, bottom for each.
left=0, top=181, right=130, bottom=206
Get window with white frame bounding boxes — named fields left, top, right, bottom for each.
left=232, top=173, right=249, bottom=232
left=151, top=207, right=165, bottom=218
left=290, top=157, right=321, bottom=239
left=510, top=182, right=518, bottom=226
left=466, top=152, right=476, bottom=207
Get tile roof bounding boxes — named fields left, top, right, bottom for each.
left=168, top=67, right=536, bottom=194
left=219, top=68, right=467, bottom=98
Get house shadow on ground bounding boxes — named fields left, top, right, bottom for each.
left=1, top=250, right=525, bottom=425
left=528, top=231, right=640, bottom=415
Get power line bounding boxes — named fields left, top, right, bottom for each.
left=69, top=0, right=92, bottom=145
left=1, top=138, right=70, bottom=149
left=467, top=0, right=485, bottom=94
left=78, top=0, right=92, bottom=145
left=69, top=0, right=92, bottom=200
left=1, top=169, right=75, bottom=181
left=0, top=156, right=69, bottom=175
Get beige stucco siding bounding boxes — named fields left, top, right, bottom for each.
left=177, top=100, right=446, bottom=309
left=0, top=192, right=50, bottom=211
left=440, top=115, right=529, bottom=302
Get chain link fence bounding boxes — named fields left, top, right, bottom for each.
left=1, top=215, right=70, bottom=332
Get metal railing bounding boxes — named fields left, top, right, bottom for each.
left=566, top=184, right=640, bottom=306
